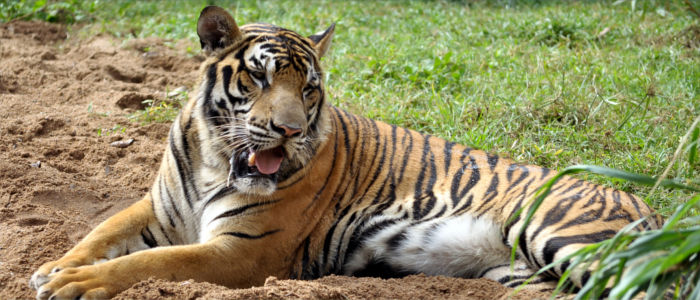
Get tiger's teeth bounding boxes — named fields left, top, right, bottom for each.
left=248, top=152, right=256, bottom=167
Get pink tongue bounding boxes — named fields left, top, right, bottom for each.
left=254, top=147, right=284, bottom=175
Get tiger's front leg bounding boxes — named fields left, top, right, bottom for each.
left=29, top=196, right=162, bottom=298
left=31, top=237, right=255, bottom=300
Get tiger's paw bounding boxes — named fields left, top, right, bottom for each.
left=30, top=256, right=94, bottom=292
left=33, top=265, right=117, bottom=300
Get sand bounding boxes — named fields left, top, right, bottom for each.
left=0, top=20, right=553, bottom=300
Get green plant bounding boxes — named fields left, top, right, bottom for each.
left=96, top=125, right=126, bottom=137
left=128, top=98, right=183, bottom=124
left=510, top=117, right=700, bottom=299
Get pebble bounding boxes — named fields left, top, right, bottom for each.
left=30, top=161, right=41, bottom=168
left=110, top=138, right=134, bottom=148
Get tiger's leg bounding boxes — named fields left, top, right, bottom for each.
left=29, top=195, right=169, bottom=292
left=480, top=260, right=560, bottom=291
left=33, top=237, right=252, bottom=300
left=343, top=213, right=558, bottom=291
left=501, top=185, right=651, bottom=291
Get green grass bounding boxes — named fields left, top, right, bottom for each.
left=2, top=0, right=697, bottom=213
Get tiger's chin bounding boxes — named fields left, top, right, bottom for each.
left=231, top=177, right=278, bottom=196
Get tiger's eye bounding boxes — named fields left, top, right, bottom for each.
left=250, top=71, right=266, bottom=80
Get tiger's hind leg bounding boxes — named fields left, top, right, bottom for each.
left=480, top=260, right=559, bottom=292
left=343, top=213, right=557, bottom=292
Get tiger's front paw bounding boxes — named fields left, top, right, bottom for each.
left=33, top=264, right=118, bottom=300
left=30, top=256, right=92, bottom=292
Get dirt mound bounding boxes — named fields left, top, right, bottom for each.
left=0, top=21, right=552, bottom=299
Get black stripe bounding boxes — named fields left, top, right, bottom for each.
left=342, top=218, right=402, bottom=274
left=387, top=228, right=407, bottom=251
left=559, top=179, right=585, bottom=195
left=498, top=275, right=532, bottom=285
left=157, top=221, right=174, bottom=245
left=222, top=229, right=281, bottom=239
left=487, top=153, right=499, bottom=171
left=557, top=196, right=606, bottom=232
left=158, top=176, right=176, bottom=227
left=317, top=119, right=342, bottom=274
left=347, top=115, right=366, bottom=200
left=302, top=111, right=340, bottom=211
left=531, top=193, right=584, bottom=240
left=394, top=127, right=414, bottom=197
left=454, top=194, right=474, bottom=215
left=331, top=211, right=359, bottom=269
left=412, top=135, right=433, bottom=219
left=369, top=129, right=395, bottom=207
left=169, top=124, right=194, bottom=209
left=374, top=124, right=399, bottom=211
left=355, top=118, right=385, bottom=201
left=542, top=230, right=616, bottom=267
left=211, top=199, right=280, bottom=224
left=477, top=263, right=511, bottom=278
left=506, top=165, right=530, bottom=193
left=320, top=221, right=340, bottom=274
left=443, top=140, right=455, bottom=175
left=604, top=190, right=634, bottom=223
left=474, top=174, right=500, bottom=215
left=540, top=167, right=551, bottom=179
left=222, top=66, right=248, bottom=105
left=300, top=237, right=312, bottom=279
left=202, top=186, right=237, bottom=208
left=141, top=227, right=158, bottom=248
left=204, top=63, right=217, bottom=101
left=451, top=153, right=479, bottom=209
left=161, top=175, right=184, bottom=224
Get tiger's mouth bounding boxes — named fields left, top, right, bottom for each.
left=229, top=146, right=286, bottom=181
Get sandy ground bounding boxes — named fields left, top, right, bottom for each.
left=0, top=21, right=553, bottom=300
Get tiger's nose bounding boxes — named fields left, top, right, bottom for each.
left=271, top=122, right=302, bottom=137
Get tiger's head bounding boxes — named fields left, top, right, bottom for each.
left=193, top=6, right=334, bottom=195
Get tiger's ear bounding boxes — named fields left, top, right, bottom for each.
left=308, top=23, right=335, bottom=58
left=197, top=6, right=242, bottom=55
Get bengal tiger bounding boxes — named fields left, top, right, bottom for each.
left=30, top=5, right=661, bottom=299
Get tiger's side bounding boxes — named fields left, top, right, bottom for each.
left=30, top=6, right=662, bottom=300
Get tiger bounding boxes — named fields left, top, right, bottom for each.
left=30, top=5, right=662, bottom=300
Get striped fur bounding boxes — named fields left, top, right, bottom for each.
left=30, top=6, right=661, bottom=299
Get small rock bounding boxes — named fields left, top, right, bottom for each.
left=30, top=161, right=41, bottom=168
left=116, top=93, right=152, bottom=110
left=105, top=165, right=111, bottom=175
left=264, top=277, right=278, bottom=286
left=40, top=51, right=56, bottom=60
left=110, top=138, right=134, bottom=148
